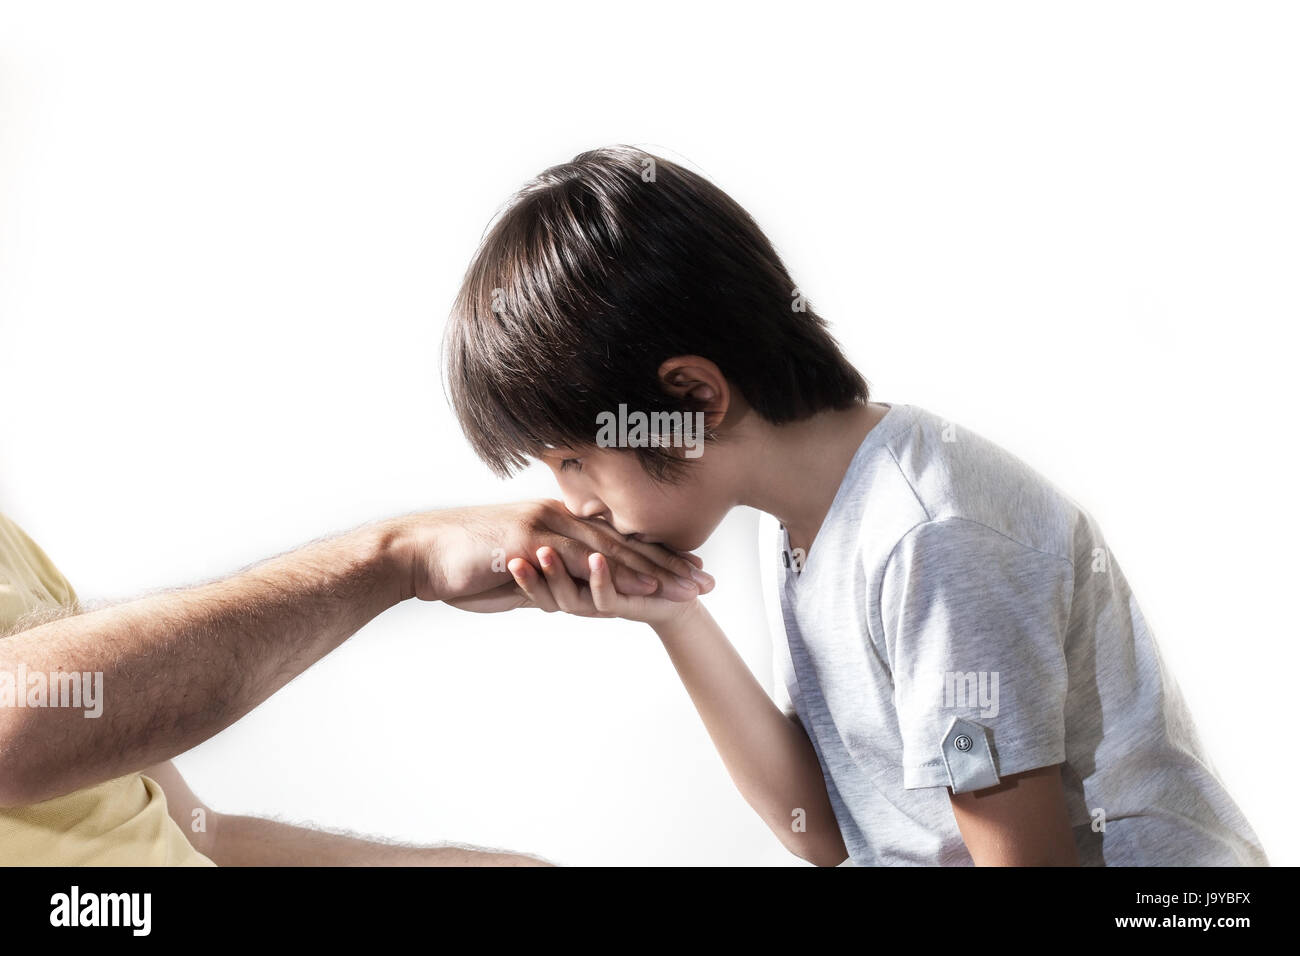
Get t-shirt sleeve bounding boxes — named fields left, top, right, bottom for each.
left=879, top=517, right=1073, bottom=792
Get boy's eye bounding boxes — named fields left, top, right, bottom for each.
left=560, top=458, right=583, bottom=472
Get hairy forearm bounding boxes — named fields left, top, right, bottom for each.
left=0, top=518, right=406, bottom=805
left=205, top=813, right=554, bottom=866
left=653, top=604, right=848, bottom=866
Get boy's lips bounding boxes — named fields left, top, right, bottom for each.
left=627, top=532, right=668, bottom=546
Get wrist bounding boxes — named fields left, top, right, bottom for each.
left=651, top=597, right=708, bottom=641
left=371, top=515, right=425, bottom=605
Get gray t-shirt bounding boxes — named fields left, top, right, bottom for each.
left=761, top=402, right=1268, bottom=866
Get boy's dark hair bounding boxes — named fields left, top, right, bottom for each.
left=444, top=144, right=869, bottom=481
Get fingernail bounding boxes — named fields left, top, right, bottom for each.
left=690, top=569, right=714, bottom=587
left=675, top=576, right=698, bottom=591
left=637, top=572, right=657, bottom=586
left=538, top=550, right=552, bottom=568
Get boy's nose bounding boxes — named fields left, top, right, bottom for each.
left=564, top=494, right=607, bottom=523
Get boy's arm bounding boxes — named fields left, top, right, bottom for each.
left=882, top=518, right=1079, bottom=866
left=654, top=603, right=849, bottom=866
left=658, top=599, right=1081, bottom=868
left=947, top=764, right=1079, bottom=865
left=512, top=550, right=846, bottom=865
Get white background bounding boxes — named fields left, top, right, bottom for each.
left=0, top=1, right=1294, bottom=866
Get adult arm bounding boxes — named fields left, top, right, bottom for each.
left=0, top=500, right=710, bottom=806
left=143, top=760, right=553, bottom=866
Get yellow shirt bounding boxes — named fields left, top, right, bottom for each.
left=0, top=512, right=214, bottom=865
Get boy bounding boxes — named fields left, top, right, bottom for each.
left=443, top=145, right=1269, bottom=866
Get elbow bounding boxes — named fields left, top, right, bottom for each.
left=764, top=793, right=849, bottom=866
left=805, top=844, right=850, bottom=867
left=778, top=827, right=849, bottom=867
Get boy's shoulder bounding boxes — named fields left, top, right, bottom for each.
left=840, top=404, right=1093, bottom=572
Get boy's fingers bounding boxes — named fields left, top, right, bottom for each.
left=537, top=546, right=588, bottom=614
left=588, top=553, right=616, bottom=614
left=508, top=557, right=558, bottom=613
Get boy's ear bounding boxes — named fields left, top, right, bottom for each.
left=657, top=355, right=730, bottom=430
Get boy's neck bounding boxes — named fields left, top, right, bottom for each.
left=743, top=401, right=890, bottom=556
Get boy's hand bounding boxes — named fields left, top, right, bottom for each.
left=507, top=548, right=701, bottom=628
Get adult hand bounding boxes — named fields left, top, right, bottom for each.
left=389, top=500, right=712, bottom=611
